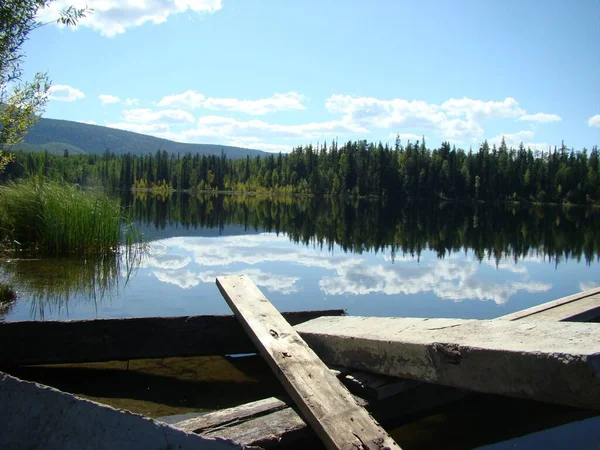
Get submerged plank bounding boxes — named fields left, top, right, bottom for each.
left=217, top=275, right=400, bottom=450
left=0, top=310, right=344, bottom=366
left=175, top=397, right=289, bottom=433
left=173, top=384, right=464, bottom=448
left=498, top=287, right=600, bottom=322
left=295, top=317, right=600, bottom=410
left=0, top=371, right=250, bottom=450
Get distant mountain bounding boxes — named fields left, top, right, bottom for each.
left=19, top=117, right=267, bottom=158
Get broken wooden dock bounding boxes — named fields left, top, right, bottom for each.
left=1, top=283, right=599, bottom=449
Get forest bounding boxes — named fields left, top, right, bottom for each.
left=2, top=137, right=599, bottom=204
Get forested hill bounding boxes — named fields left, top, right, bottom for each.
left=18, top=117, right=266, bottom=159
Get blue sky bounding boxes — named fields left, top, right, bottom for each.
left=22, top=0, right=600, bottom=152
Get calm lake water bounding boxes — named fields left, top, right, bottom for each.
left=2, top=194, right=599, bottom=449
left=2, top=194, right=599, bottom=321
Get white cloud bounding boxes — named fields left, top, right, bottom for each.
left=153, top=270, right=201, bottom=289
left=148, top=234, right=552, bottom=305
left=197, top=269, right=301, bottom=295
left=225, top=138, right=294, bottom=153
left=106, top=108, right=195, bottom=136
left=579, top=281, right=600, bottom=292
left=139, top=114, right=366, bottom=146
left=98, top=94, right=121, bottom=105
left=142, top=254, right=191, bottom=271
left=588, top=114, right=600, bottom=128
left=121, top=108, right=194, bottom=125
left=158, top=91, right=306, bottom=115
left=48, top=84, right=85, bottom=102
left=151, top=266, right=300, bottom=294
left=203, top=92, right=306, bottom=115
left=519, top=113, right=562, bottom=123
left=104, top=93, right=563, bottom=151
left=326, top=95, right=526, bottom=142
left=319, top=258, right=551, bottom=305
left=123, top=108, right=194, bottom=125
left=487, top=131, right=549, bottom=151
left=158, top=91, right=206, bottom=109
left=124, top=98, right=139, bottom=106
left=75, top=119, right=97, bottom=125
left=441, top=97, right=525, bottom=120
left=38, top=0, right=222, bottom=37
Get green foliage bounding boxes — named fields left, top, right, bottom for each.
left=0, top=1, right=51, bottom=151
left=0, top=1, right=90, bottom=169
left=0, top=178, right=140, bottom=255
left=0, top=281, right=17, bottom=303
left=12, top=141, right=86, bottom=155
left=3, top=138, right=599, bottom=205
left=0, top=150, right=14, bottom=173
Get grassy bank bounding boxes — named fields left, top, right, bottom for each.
left=0, top=178, right=141, bottom=256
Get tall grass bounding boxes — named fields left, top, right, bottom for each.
left=0, top=178, right=142, bottom=256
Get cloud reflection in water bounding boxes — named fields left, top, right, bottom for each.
left=142, top=233, right=552, bottom=305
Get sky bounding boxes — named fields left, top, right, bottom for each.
left=20, top=0, right=600, bottom=153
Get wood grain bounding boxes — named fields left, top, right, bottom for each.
left=217, top=275, right=400, bottom=450
left=0, top=310, right=344, bottom=366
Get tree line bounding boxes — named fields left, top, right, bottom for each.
left=2, top=137, right=599, bottom=204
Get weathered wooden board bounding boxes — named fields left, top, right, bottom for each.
left=173, top=384, right=465, bottom=448
left=498, top=287, right=600, bottom=322
left=295, top=316, right=600, bottom=410
left=0, top=372, right=249, bottom=450
left=0, top=310, right=344, bottom=366
left=175, top=397, right=289, bottom=434
left=216, top=275, right=401, bottom=450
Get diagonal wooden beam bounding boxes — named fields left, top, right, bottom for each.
left=217, top=275, right=401, bottom=450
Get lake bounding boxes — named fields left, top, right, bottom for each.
left=2, top=193, right=599, bottom=322
left=1, top=194, right=599, bottom=450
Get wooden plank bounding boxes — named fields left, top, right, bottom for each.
left=175, top=397, right=288, bottom=433
left=498, top=287, right=600, bottom=322
left=515, top=294, right=600, bottom=322
left=204, top=406, right=311, bottom=449
left=216, top=275, right=401, bottom=450
left=0, top=310, right=344, bottom=366
left=173, top=385, right=465, bottom=449
left=295, top=316, right=600, bottom=410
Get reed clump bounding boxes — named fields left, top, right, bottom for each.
left=0, top=178, right=141, bottom=256
left=0, top=282, right=16, bottom=303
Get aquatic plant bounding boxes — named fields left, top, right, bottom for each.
left=0, top=252, right=142, bottom=320
left=0, top=178, right=142, bottom=256
left=0, top=281, right=16, bottom=303
left=0, top=281, right=17, bottom=318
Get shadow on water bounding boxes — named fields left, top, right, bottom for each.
left=389, top=393, right=598, bottom=450
left=5, top=355, right=284, bottom=418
